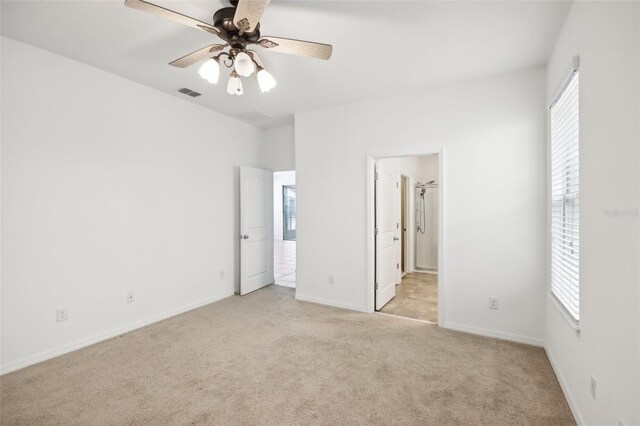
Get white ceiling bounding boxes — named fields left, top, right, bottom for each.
left=1, top=0, right=572, bottom=128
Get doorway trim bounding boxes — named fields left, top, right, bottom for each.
left=365, top=149, right=445, bottom=326
left=400, top=174, right=410, bottom=275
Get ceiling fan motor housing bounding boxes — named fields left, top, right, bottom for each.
left=213, top=7, right=261, bottom=50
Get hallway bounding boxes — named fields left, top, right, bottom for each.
left=274, top=240, right=296, bottom=288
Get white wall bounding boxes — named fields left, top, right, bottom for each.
left=0, top=37, right=264, bottom=373
left=264, top=127, right=296, bottom=241
left=295, top=67, right=548, bottom=345
left=273, top=171, right=296, bottom=240
left=261, top=125, right=295, bottom=172
left=544, top=2, right=640, bottom=425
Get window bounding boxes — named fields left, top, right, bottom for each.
left=282, top=185, right=296, bottom=240
left=550, top=70, right=580, bottom=321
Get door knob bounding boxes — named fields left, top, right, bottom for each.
left=241, top=234, right=249, bottom=240
left=393, top=237, right=399, bottom=241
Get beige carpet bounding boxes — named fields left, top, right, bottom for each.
left=380, top=272, right=438, bottom=322
left=0, top=285, right=574, bottom=425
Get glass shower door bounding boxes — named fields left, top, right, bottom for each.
left=283, top=185, right=296, bottom=240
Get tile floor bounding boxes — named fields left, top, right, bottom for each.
left=379, top=272, right=438, bottom=322
left=274, top=239, right=296, bottom=288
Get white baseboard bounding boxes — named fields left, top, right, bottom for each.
left=375, top=311, right=438, bottom=325
left=413, top=269, right=438, bottom=275
left=544, top=344, right=584, bottom=425
left=295, top=293, right=368, bottom=313
left=0, top=290, right=235, bottom=375
left=442, top=321, right=544, bottom=347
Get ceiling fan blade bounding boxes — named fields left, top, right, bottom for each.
left=257, top=36, right=332, bottom=60
left=169, top=44, right=226, bottom=68
left=124, top=0, right=219, bottom=36
left=233, top=0, right=271, bottom=33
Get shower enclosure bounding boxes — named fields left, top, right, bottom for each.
left=415, top=181, right=438, bottom=272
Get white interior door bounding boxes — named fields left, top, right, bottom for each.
left=240, top=166, right=274, bottom=295
left=375, top=164, right=400, bottom=310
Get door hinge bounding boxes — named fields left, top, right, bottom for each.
left=375, top=282, right=379, bottom=290
left=397, top=263, right=400, bottom=270
left=375, top=228, right=379, bottom=235
left=375, top=172, right=379, bottom=180
left=397, top=222, right=399, bottom=229
left=396, top=182, right=399, bottom=188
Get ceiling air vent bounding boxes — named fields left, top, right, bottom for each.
left=178, top=88, right=201, bottom=97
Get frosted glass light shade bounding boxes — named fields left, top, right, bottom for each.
left=227, top=74, right=244, bottom=96
left=234, top=52, right=255, bottom=77
left=257, top=68, right=276, bottom=93
left=198, top=59, right=219, bottom=84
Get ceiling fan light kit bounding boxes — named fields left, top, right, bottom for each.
left=234, top=51, right=256, bottom=77
left=198, top=58, right=220, bottom=84
left=124, top=0, right=333, bottom=96
left=256, top=67, right=276, bottom=93
left=227, top=70, right=244, bottom=96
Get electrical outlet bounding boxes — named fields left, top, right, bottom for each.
left=590, top=376, right=597, bottom=400
left=328, top=275, right=335, bottom=285
left=219, top=270, right=225, bottom=279
left=56, top=307, right=68, bottom=323
left=489, top=297, right=499, bottom=310
left=127, top=292, right=135, bottom=304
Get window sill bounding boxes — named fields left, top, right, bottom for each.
left=548, top=293, right=581, bottom=336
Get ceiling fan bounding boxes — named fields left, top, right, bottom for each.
left=124, top=0, right=333, bottom=96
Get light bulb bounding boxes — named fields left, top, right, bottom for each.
left=198, top=58, right=219, bottom=84
left=234, top=51, right=256, bottom=77
left=227, top=72, right=244, bottom=96
left=257, top=68, right=277, bottom=93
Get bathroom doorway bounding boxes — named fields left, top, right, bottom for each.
left=373, top=154, right=440, bottom=323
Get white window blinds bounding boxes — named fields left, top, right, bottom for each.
left=550, top=71, right=580, bottom=321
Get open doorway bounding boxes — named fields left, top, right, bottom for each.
left=374, top=154, right=440, bottom=323
left=273, top=171, right=296, bottom=288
